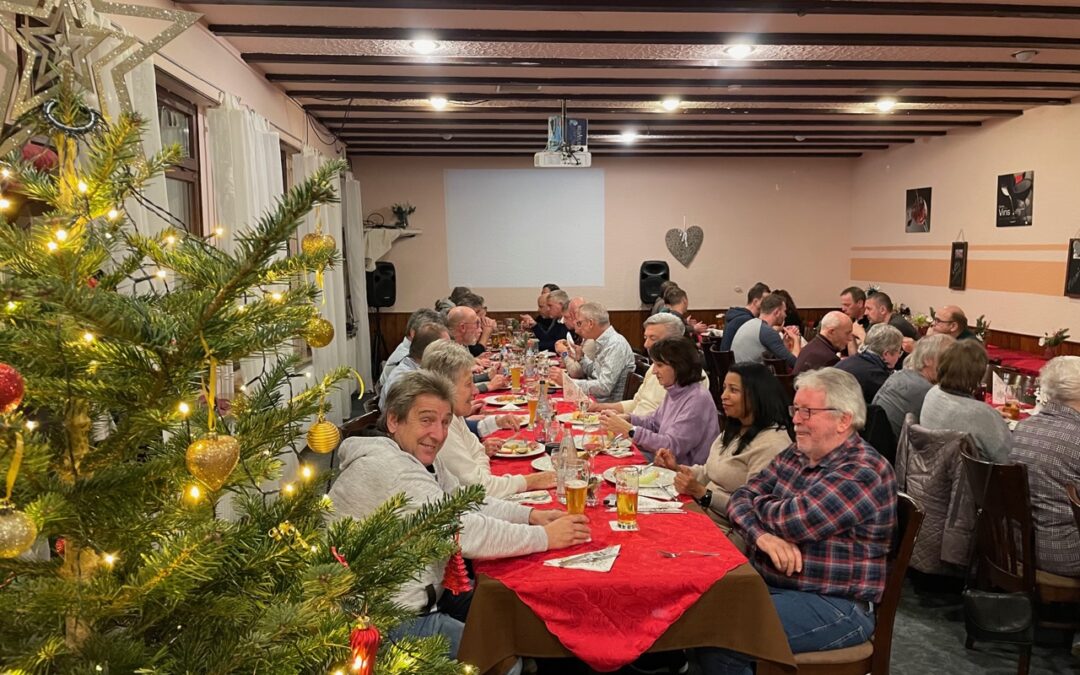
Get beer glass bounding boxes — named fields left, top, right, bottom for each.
left=526, top=381, right=540, bottom=428
left=563, top=460, right=588, bottom=515
left=614, top=466, right=640, bottom=530
left=510, top=363, right=523, bottom=392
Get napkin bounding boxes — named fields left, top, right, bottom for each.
left=505, top=490, right=553, bottom=505
left=604, top=448, right=635, bottom=459
left=496, top=403, right=522, bottom=411
left=608, top=495, right=684, bottom=513
left=992, top=372, right=1006, bottom=405
left=543, top=545, right=620, bottom=572
left=639, top=487, right=678, bottom=501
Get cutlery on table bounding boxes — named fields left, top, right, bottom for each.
left=658, top=550, right=722, bottom=558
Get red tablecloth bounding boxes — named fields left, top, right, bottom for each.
left=985, top=344, right=1048, bottom=378
left=475, top=391, right=747, bottom=672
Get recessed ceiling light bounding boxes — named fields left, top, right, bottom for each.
left=1012, top=49, right=1038, bottom=62
left=410, top=39, right=438, bottom=55
left=618, top=130, right=638, bottom=144
left=660, top=97, right=681, bottom=111
left=794, top=135, right=806, bottom=142
left=875, top=97, right=897, bottom=112
left=723, top=44, right=755, bottom=59
left=429, top=96, right=448, bottom=110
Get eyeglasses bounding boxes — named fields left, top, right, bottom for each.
left=932, top=316, right=955, bottom=325
left=788, top=405, right=840, bottom=419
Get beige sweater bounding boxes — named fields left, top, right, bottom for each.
left=619, top=365, right=710, bottom=415
left=437, top=415, right=528, bottom=498
left=689, top=426, right=792, bottom=532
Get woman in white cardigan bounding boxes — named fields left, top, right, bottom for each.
left=421, top=340, right=556, bottom=497
left=655, top=362, right=793, bottom=550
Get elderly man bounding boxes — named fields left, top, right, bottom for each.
left=835, top=323, right=904, bottom=404
left=719, top=282, right=770, bottom=352
left=448, top=305, right=506, bottom=392
left=455, top=293, right=495, bottom=356
left=378, top=322, right=449, bottom=411
left=872, top=334, right=955, bottom=437
left=379, top=308, right=445, bottom=390
left=929, top=305, right=977, bottom=340
left=792, top=311, right=853, bottom=376
left=589, top=313, right=705, bottom=415
left=561, top=295, right=587, bottom=346
left=327, top=370, right=590, bottom=659
left=731, top=293, right=802, bottom=369
left=548, top=301, right=635, bottom=403
left=700, top=368, right=897, bottom=675
left=421, top=340, right=556, bottom=497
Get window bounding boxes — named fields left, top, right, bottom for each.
left=156, top=85, right=203, bottom=234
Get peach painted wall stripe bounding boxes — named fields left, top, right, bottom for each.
left=851, top=244, right=1068, bottom=252
left=851, top=258, right=1066, bottom=296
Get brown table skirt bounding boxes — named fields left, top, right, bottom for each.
left=459, top=563, right=795, bottom=674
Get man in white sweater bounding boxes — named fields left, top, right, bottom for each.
left=327, top=370, right=589, bottom=658
left=422, top=340, right=556, bottom=497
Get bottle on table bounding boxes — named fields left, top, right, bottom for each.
left=554, top=422, right=577, bottom=505
left=534, top=378, right=551, bottom=435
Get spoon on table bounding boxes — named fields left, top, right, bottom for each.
left=658, top=550, right=722, bottom=558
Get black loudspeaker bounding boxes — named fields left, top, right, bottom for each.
left=639, top=260, right=670, bottom=304
left=366, top=261, right=396, bottom=308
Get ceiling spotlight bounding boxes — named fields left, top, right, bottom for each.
left=723, top=44, right=755, bottom=59
left=618, top=130, right=638, bottom=144
left=660, top=97, right=681, bottom=111
left=1012, top=49, right=1038, bottom=63
left=429, top=96, right=448, bottom=111
left=875, top=97, right=897, bottom=112
left=410, top=39, right=438, bottom=55
left=794, top=135, right=807, bottom=142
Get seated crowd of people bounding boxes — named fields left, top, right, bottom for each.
left=333, top=280, right=1079, bottom=673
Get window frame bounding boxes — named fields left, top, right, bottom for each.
left=155, top=77, right=205, bottom=235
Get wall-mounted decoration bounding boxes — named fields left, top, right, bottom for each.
left=905, top=187, right=932, bottom=233
left=996, top=171, right=1034, bottom=227
left=1066, top=238, right=1080, bottom=298
left=665, top=218, right=703, bottom=268
left=949, top=242, right=968, bottom=290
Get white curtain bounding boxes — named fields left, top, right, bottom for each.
left=343, top=174, right=372, bottom=392
left=293, top=148, right=352, bottom=426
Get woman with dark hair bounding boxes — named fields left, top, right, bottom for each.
left=600, top=337, right=718, bottom=464
left=771, top=289, right=803, bottom=332
left=655, top=362, right=793, bottom=547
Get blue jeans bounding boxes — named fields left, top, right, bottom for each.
left=389, top=612, right=465, bottom=658
left=698, top=586, right=876, bottom=675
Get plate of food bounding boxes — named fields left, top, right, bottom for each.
left=494, top=440, right=545, bottom=458
left=556, top=411, right=601, bottom=426
left=602, top=465, right=675, bottom=489
left=488, top=394, right=528, bottom=406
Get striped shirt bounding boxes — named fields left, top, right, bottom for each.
left=1008, top=402, right=1080, bottom=578
left=728, top=433, right=897, bottom=602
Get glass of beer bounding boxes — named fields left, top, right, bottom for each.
left=563, top=460, right=588, bottom=515
left=526, top=381, right=540, bottom=428
left=614, top=466, right=640, bottom=530
left=510, top=363, right=523, bottom=392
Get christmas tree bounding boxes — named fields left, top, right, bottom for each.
left=0, top=72, right=480, bottom=675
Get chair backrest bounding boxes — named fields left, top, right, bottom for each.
left=774, top=372, right=795, bottom=405
left=623, top=370, right=645, bottom=402
left=871, top=492, right=925, bottom=674
left=340, top=410, right=381, bottom=439
left=960, top=449, right=1036, bottom=593
left=1067, top=484, right=1080, bottom=533
left=762, top=356, right=789, bottom=375
left=633, top=353, right=651, bottom=377
left=703, top=345, right=734, bottom=409
left=864, top=404, right=898, bottom=466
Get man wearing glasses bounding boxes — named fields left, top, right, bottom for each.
left=699, top=368, right=897, bottom=675
left=929, top=305, right=978, bottom=341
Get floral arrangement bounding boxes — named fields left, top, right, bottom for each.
left=390, top=202, right=416, bottom=228
left=1039, top=328, right=1070, bottom=347
left=973, top=315, right=990, bottom=341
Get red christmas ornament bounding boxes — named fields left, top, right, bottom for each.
left=349, top=621, right=381, bottom=675
left=0, top=363, right=25, bottom=413
left=86, top=277, right=99, bottom=289
left=22, top=142, right=58, bottom=172
left=54, top=537, right=65, bottom=557
left=441, top=534, right=472, bottom=595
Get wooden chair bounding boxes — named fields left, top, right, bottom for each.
left=863, top=404, right=898, bottom=466
left=340, top=410, right=380, bottom=439
left=622, top=371, right=644, bottom=402
left=774, top=372, right=795, bottom=405
left=703, top=345, right=734, bottom=409
left=762, top=356, right=789, bottom=375
left=794, top=492, right=924, bottom=675
left=633, top=353, right=651, bottom=377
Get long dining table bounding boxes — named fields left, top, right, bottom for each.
left=456, top=385, right=795, bottom=674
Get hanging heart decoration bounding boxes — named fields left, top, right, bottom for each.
left=664, top=225, right=704, bottom=268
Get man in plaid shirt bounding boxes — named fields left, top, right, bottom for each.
left=700, top=368, right=897, bottom=675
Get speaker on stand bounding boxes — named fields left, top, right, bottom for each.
left=639, top=260, right=670, bottom=304
left=366, top=262, right=396, bottom=379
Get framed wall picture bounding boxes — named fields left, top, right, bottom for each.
left=905, top=187, right=932, bottom=233
left=949, top=242, right=968, bottom=290
left=996, top=171, right=1034, bottom=227
left=1066, top=238, right=1080, bottom=298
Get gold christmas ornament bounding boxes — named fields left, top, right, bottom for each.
left=303, top=316, right=335, bottom=348
left=301, top=232, right=336, bottom=257
left=0, top=504, right=37, bottom=558
left=307, top=416, right=341, bottom=454
left=185, top=433, right=240, bottom=491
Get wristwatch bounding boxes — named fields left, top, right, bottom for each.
left=696, top=489, right=713, bottom=509
left=628, top=427, right=635, bottom=439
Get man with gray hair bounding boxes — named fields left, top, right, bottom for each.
left=378, top=322, right=450, bottom=411
left=872, top=333, right=955, bottom=437
left=548, top=301, right=634, bottom=403
left=590, top=313, right=705, bottom=415
left=792, top=311, right=853, bottom=377
left=379, top=308, right=446, bottom=390
left=702, top=368, right=897, bottom=674
left=835, top=323, right=904, bottom=404
left=528, top=289, right=568, bottom=352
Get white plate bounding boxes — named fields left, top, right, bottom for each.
left=494, top=440, right=546, bottom=458
left=488, top=395, right=528, bottom=406
left=531, top=454, right=554, bottom=471
left=572, top=436, right=631, bottom=451
left=556, top=412, right=602, bottom=426
left=602, top=465, right=676, bottom=489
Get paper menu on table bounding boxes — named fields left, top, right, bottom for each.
left=992, top=372, right=1006, bottom=405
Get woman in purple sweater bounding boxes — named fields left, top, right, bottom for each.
left=601, top=337, right=719, bottom=465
